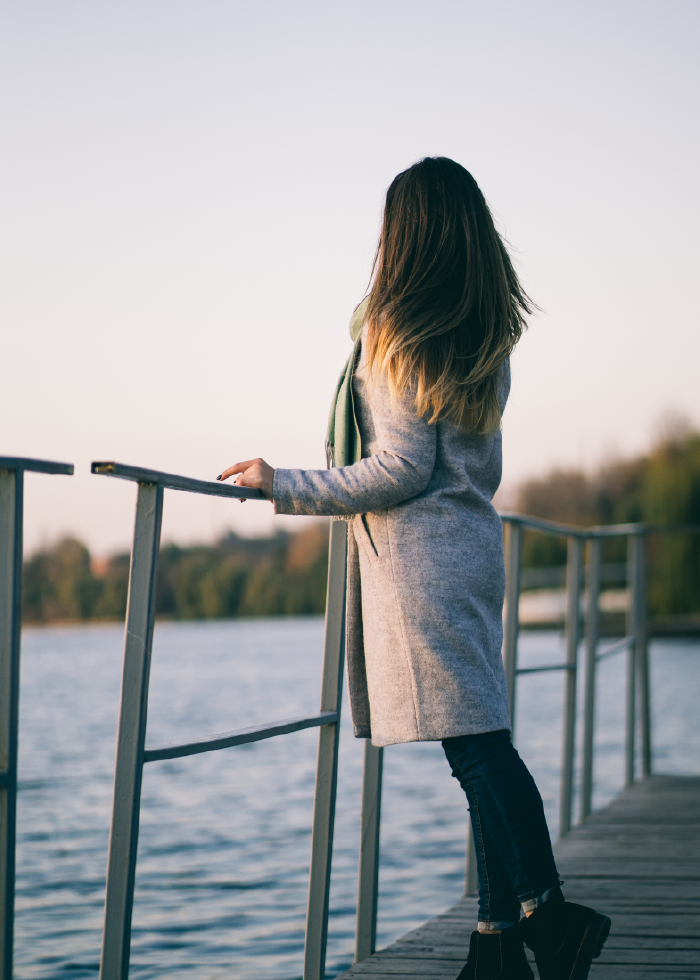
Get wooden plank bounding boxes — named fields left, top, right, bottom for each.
left=556, top=864, right=700, bottom=878
left=394, top=934, right=700, bottom=952
left=563, top=841, right=700, bottom=850
left=336, top=776, right=700, bottom=978
left=336, top=961, right=462, bottom=977
left=561, top=885, right=700, bottom=899
left=595, top=950, right=700, bottom=965
left=592, top=968, right=700, bottom=976
left=602, top=937, right=700, bottom=949
left=380, top=949, right=467, bottom=961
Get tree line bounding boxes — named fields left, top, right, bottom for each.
left=22, top=424, right=700, bottom=623
left=516, top=421, right=700, bottom=614
left=23, top=521, right=331, bottom=624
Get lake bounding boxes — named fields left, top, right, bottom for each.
left=15, top=619, right=700, bottom=979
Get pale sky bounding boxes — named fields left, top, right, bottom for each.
left=2, top=0, right=698, bottom=554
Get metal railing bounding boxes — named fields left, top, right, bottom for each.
left=0, top=457, right=74, bottom=980
left=3, top=460, right=699, bottom=979
left=86, top=476, right=700, bottom=974
left=462, top=514, right=700, bottom=898
left=90, top=463, right=348, bottom=980
left=500, top=515, right=649, bottom=833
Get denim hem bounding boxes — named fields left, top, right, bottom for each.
left=519, top=880, right=563, bottom=914
left=477, top=920, right=518, bottom=931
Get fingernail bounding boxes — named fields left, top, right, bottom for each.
left=216, top=474, right=222, bottom=481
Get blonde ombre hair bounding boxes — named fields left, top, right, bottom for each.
left=363, top=157, right=532, bottom=434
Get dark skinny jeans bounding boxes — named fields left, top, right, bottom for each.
left=442, top=729, right=560, bottom=929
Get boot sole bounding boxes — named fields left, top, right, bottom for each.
left=570, top=913, right=611, bottom=980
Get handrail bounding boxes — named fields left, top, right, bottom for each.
left=498, top=512, right=590, bottom=538
left=589, top=522, right=700, bottom=536
left=91, top=461, right=263, bottom=499
left=0, top=456, right=73, bottom=980
left=0, top=457, right=73, bottom=476
left=500, top=510, right=700, bottom=539
left=92, top=461, right=346, bottom=980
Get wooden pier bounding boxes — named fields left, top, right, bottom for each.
left=337, top=775, right=700, bottom=979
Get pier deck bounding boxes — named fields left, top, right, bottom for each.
left=336, top=775, right=700, bottom=979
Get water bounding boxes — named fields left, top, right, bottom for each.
left=15, top=620, right=700, bottom=979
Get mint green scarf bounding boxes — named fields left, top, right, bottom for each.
left=325, top=297, right=369, bottom=468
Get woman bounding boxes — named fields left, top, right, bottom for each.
left=218, top=157, right=610, bottom=980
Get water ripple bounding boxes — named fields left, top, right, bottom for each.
left=15, top=620, right=700, bottom=978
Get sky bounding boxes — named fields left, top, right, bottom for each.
left=1, top=0, right=699, bottom=555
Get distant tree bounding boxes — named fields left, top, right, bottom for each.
left=23, top=537, right=101, bottom=622
left=515, top=426, right=700, bottom=614
left=283, top=522, right=331, bottom=615
left=92, top=552, right=130, bottom=620
left=22, top=521, right=331, bottom=624
left=644, top=432, right=700, bottom=613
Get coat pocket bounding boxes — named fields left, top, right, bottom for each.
left=354, top=513, right=379, bottom=560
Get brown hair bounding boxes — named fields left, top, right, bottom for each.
left=364, top=157, right=532, bottom=434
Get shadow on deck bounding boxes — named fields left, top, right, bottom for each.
left=336, top=775, right=700, bottom=979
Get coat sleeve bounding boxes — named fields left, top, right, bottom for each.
left=272, top=375, right=437, bottom=517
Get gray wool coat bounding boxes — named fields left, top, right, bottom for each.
left=272, top=334, right=512, bottom=747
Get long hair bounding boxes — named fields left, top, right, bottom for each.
left=363, top=157, right=533, bottom=434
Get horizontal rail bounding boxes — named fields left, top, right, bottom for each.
left=0, top=457, right=73, bottom=476
left=521, top=562, right=627, bottom=589
left=502, top=512, right=700, bottom=540
left=515, top=639, right=630, bottom=672
left=91, top=461, right=264, bottom=500
left=143, top=711, right=339, bottom=762
left=596, top=636, right=634, bottom=662
left=516, top=641, right=632, bottom=676
left=500, top=512, right=589, bottom=538
left=0, top=771, right=8, bottom=788
left=589, top=522, right=700, bottom=537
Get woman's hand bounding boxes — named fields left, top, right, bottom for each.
left=216, top=458, right=275, bottom=503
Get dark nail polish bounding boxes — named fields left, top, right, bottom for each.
left=216, top=474, right=223, bottom=481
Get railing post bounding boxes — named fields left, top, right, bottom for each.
left=100, top=483, right=164, bottom=980
left=464, top=819, right=479, bottom=898
left=628, top=531, right=650, bottom=780
left=637, top=534, right=651, bottom=778
left=560, top=535, right=582, bottom=836
left=625, top=534, right=638, bottom=786
left=502, top=520, right=522, bottom=734
left=303, top=520, right=347, bottom=980
left=0, top=459, right=72, bottom=980
left=580, top=536, right=601, bottom=820
left=0, top=470, right=22, bottom=980
left=487, top=517, right=520, bottom=896
left=354, top=740, right=383, bottom=964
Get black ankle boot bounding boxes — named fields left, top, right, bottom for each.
left=517, top=888, right=611, bottom=980
left=456, top=927, right=534, bottom=979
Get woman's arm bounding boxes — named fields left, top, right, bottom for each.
left=272, top=432, right=436, bottom=516
left=218, top=375, right=437, bottom=517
